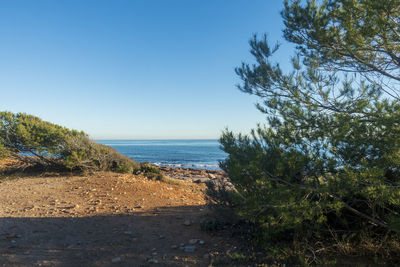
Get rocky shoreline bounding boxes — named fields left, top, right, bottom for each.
left=158, top=166, right=234, bottom=192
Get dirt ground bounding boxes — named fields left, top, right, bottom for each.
left=0, top=169, right=248, bottom=267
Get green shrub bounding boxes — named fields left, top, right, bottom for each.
left=0, top=144, right=10, bottom=159
left=138, top=162, right=161, bottom=174
left=136, top=162, right=165, bottom=180
left=61, top=134, right=139, bottom=172
left=0, top=111, right=139, bottom=173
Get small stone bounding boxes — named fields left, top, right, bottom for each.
left=184, top=246, right=196, bottom=252
left=124, top=231, right=132, bottom=235
left=199, top=240, right=205, bottom=245
left=152, top=252, right=158, bottom=256
left=188, top=239, right=198, bottom=245
left=147, top=258, right=158, bottom=263
left=111, top=257, right=122, bottom=263
left=183, top=220, right=191, bottom=226
left=171, top=245, right=178, bottom=249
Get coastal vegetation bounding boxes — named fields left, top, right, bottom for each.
left=220, top=0, right=400, bottom=264
left=0, top=111, right=164, bottom=180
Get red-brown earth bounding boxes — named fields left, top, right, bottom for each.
left=0, top=160, right=260, bottom=267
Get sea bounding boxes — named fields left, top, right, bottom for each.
left=96, top=139, right=227, bottom=171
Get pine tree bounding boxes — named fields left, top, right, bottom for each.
left=220, top=0, right=400, bottom=261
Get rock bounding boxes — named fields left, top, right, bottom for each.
left=184, top=246, right=196, bottom=252
left=147, top=258, right=158, bottom=263
left=123, top=231, right=132, bottom=235
left=199, top=240, right=205, bottom=245
left=193, top=178, right=210, bottom=183
left=183, top=220, right=191, bottom=226
left=111, top=257, right=122, bottom=263
left=188, top=239, right=198, bottom=245
left=171, top=245, right=178, bottom=249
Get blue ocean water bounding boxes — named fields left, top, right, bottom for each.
left=96, top=140, right=227, bottom=170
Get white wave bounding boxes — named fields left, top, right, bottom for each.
left=152, top=162, right=221, bottom=170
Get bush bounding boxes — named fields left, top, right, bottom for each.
left=0, top=144, right=10, bottom=159
left=61, top=134, right=139, bottom=172
left=136, top=162, right=165, bottom=180
left=0, top=111, right=139, bottom=173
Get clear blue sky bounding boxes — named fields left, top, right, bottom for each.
left=1, top=0, right=293, bottom=139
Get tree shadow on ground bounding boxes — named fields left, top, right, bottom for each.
left=0, top=206, right=239, bottom=266
left=0, top=205, right=241, bottom=267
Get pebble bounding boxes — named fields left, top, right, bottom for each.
left=183, top=246, right=196, bottom=252
left=123, top=231, right=132, bottom=235
left=183, top=220, right=191, bottom=226
left=199, top=240, right=205, bottom=245
left=171, top=245, right=178, bottom=249
left=188, top=239, right=198, bottom=245
left=111, top=257, right=122, bottom=263
left=147, top=258, right=158, bottom=263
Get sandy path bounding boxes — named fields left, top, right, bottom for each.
left=0, top=172, right=238, bottom=266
